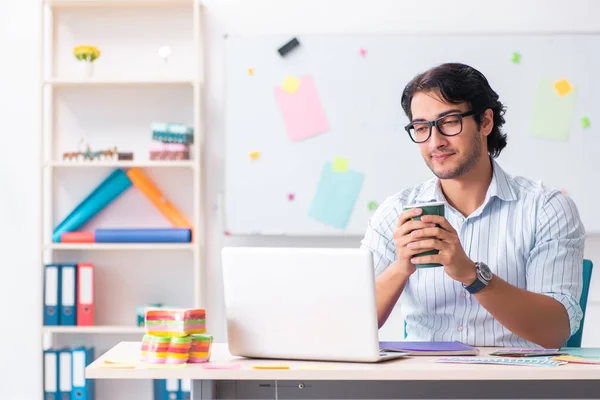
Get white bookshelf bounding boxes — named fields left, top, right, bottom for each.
left=45, top=78, right=199, bottom=87
left=45, top=243, right=198, bottom=251
left=40, top=1, right=204, bottom=399
left=47, top=160, right=197, bottom=168
left=42, top=326, right=146, bottom=334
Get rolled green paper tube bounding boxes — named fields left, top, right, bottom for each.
left=403, top=201, right=445, bottom=268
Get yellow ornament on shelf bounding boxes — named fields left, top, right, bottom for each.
left=73, top=45, right=101, bottom=62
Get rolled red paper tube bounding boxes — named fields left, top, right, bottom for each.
left=61, top=231, right=95, bottom=243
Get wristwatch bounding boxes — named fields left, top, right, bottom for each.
left=463, top=262, right=493, bottom=294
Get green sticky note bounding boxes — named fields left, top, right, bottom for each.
left=530, top=79, right=577, bottom=141
left=368, top=201, right=378, bottom=211
left=512, top=52, right=521, bottom=64
left=581, top=117, right=591, bottom=128
left=309, top=162, right=364, bottom=229
left=332, top=157, right=349, bottom=173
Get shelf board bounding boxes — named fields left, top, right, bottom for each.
left=45, top=243, right=196, bottom=251
left=47, top=160, right=196, bottom=169
left=42, top=326, right=146, bottom=334
left=45, top=0, right=195, bottom=8
left=45, top=78, right=198, bottom=87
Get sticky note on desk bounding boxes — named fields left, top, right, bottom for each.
left=554, top=78, right=574, bottom=97
left=530, top=79, right=577, bottom=141
left=332, top=157, right=349, bottom=172
left=308, top=162, right=364, bottom=229
left=252, top=364, right=290, bottom=370
left=274, top=75, right=329, bottom=142
left=280, top=75, right=301, bottom=94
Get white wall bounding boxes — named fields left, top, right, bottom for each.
left=2, top=0, right=600, bottom=399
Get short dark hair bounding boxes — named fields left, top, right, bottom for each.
left=401, top=63, right=507, bottom=158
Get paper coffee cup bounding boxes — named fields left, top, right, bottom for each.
left=402, top=201, right=445, bottom=268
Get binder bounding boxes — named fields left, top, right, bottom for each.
left=179, top=379, right=191, bottom=400
left=60, top=264, right=77, bottom=326
left=72, top=347, right=95, bottom=400
left=153, top=379, right=179, bottom=400
left=44, top=264, right=61, bottom=326
left=44, top=349, right=59, bottom=400
left=76, top=263, right=94, bottom=326
left=59, top=348, right=72, bottom=400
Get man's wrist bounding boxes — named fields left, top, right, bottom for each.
left=460, top=261, right=478, bottom=286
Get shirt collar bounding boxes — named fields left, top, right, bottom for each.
left=414, top=158, right=518, bottom=204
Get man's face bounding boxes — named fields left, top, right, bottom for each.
left=410, top=91, right=488, bottom=180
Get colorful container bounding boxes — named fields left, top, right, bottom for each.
left=166, top=336, right=192, bottom=364
left=188, top=334, right=213, bottom=363
left=145, top=308, right=206, bottom=338
left=149, top=142, right=190, bottom=161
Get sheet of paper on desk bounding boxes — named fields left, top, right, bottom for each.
left=561, top=347, right=600, bottom=359
left=436, top=357, right=567, bottom=367
left=379, top=341, right=478, bottom=356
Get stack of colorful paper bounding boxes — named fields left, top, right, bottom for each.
left=144, top=308, right=206, bottom=337
left=166, top=336, right=192, bottom=364
left=189, top=334, right=213, bottom=363
left=141, top=334, right=171, bottom=363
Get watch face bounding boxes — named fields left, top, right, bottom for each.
left=478, top=262, right=493, bottom=281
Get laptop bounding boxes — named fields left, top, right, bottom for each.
left=221, top=247, right=410, bottom=363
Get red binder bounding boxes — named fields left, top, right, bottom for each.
left=76, top=263, right=94, bottom=326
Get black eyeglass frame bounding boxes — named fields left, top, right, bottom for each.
left=404, top=110, right=478, bottom=143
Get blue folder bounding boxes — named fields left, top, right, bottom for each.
left=44, top=264, right=61, bottom=326
left=60, top=264, right=77, bottom=326
left=44, top=349, right=59, bottom=400
left=95, top=228, right=192, bottom=243
left=72, top=347, right=95, bottom=400
left=59, top=348, right=73, bottom=400
left=153, top=379, right=179, bottom=400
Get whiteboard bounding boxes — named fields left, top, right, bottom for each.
left=224, top=33, right=600, bottom=236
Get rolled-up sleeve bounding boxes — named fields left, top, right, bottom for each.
left=360, top=197, right=400, bottom=277
left=526, top=190, right=586, bottom=336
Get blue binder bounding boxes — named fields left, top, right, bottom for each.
left=72, top=347, right=95, bottom=400
left=60, top=264, right=77, bottom=326
left=44, top=349, right=59, bottom=400
left=58, top=348, right=73, bottom=400
left=153, top=379, right=180, bottom=400
left=179, top=379, right=191, bottom=400
left=44, top=264, right=61, bottom=326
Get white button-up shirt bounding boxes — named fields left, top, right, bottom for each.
left=361, top=160, right=585, bottom=346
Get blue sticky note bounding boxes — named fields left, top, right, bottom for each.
left=308, top=162, right=364, bottom=229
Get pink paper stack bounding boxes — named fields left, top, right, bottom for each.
left=149, top=142, right=190, bottom=161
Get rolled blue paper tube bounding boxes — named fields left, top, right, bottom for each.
left=52, top=169, right=132, bottom=242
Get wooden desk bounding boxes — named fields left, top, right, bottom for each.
left=87, top=342, right=600, bottom=399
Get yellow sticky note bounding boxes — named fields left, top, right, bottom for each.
left=248, top=68, right=254, bottom=76
left=332, top=157, right=349, bottom=173
left=554, top=78, right=573, bottom=97
left=252, top=364, right=290, bottom=370
left=249, top=151, right=260, bottom=160
left=280, top=75, right=301, bottom=94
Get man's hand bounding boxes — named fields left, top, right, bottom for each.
left=406, top=214, right=477, bottom=286
left=392, top=207, right=438, bottom=279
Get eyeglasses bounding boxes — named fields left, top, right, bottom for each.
left=404, top=110, right=477, bottom=143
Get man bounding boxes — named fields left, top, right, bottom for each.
left=361, top=63, right=585, bottom=348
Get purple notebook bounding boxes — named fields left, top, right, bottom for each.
left=379, top=341, right=479, bottom=356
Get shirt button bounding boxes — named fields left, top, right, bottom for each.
left=457, top=325, right=464, bottom=332
left=460, top=291, right=467, bottom=297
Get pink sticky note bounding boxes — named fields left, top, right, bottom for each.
left=274, top=75, right=330, bottom=142
left=359, top=48, right=367, bottom=57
